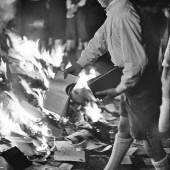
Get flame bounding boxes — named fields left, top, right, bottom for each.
left=74, top=68, right=104, bottom=122
left=0, top=32, right=67, bottom=152
left=8, top=32, right=64, bottom=67
left=8, top=32, right=65, bottom=79
left=0, top=91, right=51, bottom=151
left=0, top=30, right=104, bottom=153
left=40, top=41, right=65, bottom=67
left=0, top=108, right=27, bottom=137
left=75, top=68, right=98, bottom=89
left=0, top=58, right=7, bottom=78
left=84, top=102, right=104, bottom=122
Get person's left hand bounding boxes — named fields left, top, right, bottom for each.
left=95, top=88, right=119, bottom=104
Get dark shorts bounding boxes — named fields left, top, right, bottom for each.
left=120, top=67, right=162, bottom=140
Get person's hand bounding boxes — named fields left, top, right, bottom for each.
left=95, top=88, right=120, bottom=104
left=64, top=63, right=82, bottom=78
left=70, top=87, right=96, bottom=104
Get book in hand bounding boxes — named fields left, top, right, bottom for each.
left=88, top=67, right=122, bottom=99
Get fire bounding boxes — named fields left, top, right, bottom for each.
left=84, top=102, right=104, bottom=122
left=0, top=58, right=7, bottom=78
left=73, top=68, right=104, bottom=122
left=0, top=91, right=46, bottom=134
left=0, top=29, right=104, bottom=155
left=0, top=91, right=51, bottom=152
left=0, top=108, right=27, bottom=137
left=0, top=31, right=66, bottom=153
left=75, top=68, right=98, bottom=89
left=8, top=32, right=65, bottom=79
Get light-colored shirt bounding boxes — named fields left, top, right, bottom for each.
left=77, top=0, right=148, bottom=92
left=162, top=37, right=170, bottom=67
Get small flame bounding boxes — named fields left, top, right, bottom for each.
left=41, top=41, right=64, bottom=67
left=75, top=68, right=98, bottom=89
left=19, top=79, right=32, bottom=94
left=0, top=58, right=7, bottom=78
left=84, top=102, right=104, bottom=122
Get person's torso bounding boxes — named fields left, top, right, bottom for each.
left=104, top=0, right=166, bottom=69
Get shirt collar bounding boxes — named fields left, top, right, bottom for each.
left=106, top=0, right=127, bottom=15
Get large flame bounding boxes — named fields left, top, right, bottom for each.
left=0, top=91, right=51, bottom=151
left=8, top=32, right=65, bottom=79
left=0, top=31, right=66, bottom=152
left=0, top=30, right=104, bottom=154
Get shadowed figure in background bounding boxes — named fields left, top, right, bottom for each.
left=15, top=0, right=66, bottom=52
left=65, top=0, right=170, bottom=169
left=64, top=0, right=88, bottom=67
left=64, top=0, right=106, bottom=68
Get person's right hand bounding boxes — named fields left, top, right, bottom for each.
left=64, top=62, right=82, bottom=78
left=70, top=87, right=97, bottom=104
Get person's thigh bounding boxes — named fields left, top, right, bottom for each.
left=125, top=90, right=161, bottom=140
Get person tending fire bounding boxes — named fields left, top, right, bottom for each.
left=65, top=0, right=170, bottom=169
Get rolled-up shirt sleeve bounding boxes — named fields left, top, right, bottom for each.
left=116, top=11, right=148, bottom=93
left=77, top=24, right=107, bottom=67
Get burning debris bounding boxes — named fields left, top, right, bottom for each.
left=0, top=26, right=120, bottom=169
left=0, top=1, right=169, bottom=170
left=1, top=28, right=169, bottom=170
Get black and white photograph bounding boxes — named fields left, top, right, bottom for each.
left=0, top=0, right=170, bottom=170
